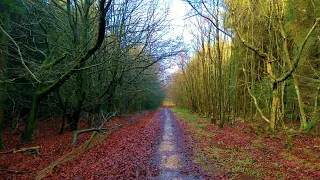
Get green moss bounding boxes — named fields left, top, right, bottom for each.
left=197, top=123, right=208, bottom=128
left=171, top=106, right=198, bottom=122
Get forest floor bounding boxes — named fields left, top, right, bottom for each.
left=0, top=110, right=164, bottom=179
left=0, top=107, right=320, bottom=179
left=171, top=106, right=320, bottom=179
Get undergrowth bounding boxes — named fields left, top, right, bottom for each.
left=171, top=106, right=320, bottom=179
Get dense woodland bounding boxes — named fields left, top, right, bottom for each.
left=0, top=0, right=320, bottom=150
left=169, top=0, right=320, bottom=144
left=0, top=0, right=320, bottom=178
left=0, top=0, right=181, bottom=148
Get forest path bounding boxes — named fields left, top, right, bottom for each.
left=155, top=108, right=196, bottom=180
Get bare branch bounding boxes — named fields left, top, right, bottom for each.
left=0, top=25, right=41, bottom=83
left=274, top=17, right=320, bottom=84
left=243, top=67, right=270, bottom=123
left=184, top=0, right=232, bottom=37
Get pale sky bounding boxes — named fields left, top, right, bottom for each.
left=165, top=0, right=192, bottom=76
left=169, top=0, right=193, bottom=47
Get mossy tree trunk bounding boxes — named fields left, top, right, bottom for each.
left=234, top=4, right=320, bottom=132
left=276, top=4, right=308, bottom=131
left=293, top=77, right=308, bottom=130
left=57, top=88, right=70, bottom=134
left=21, top=0, right=112, bottom=142
left=21, top=94, right=41, bottom=142
left=70, top=71, right=86, bottom=131
left=0, top=5, right=10, bottom=149
left=269, top=83, right=279, bottom=132
left=70, top=0, right=90, bottom=131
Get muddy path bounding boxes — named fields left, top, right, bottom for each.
left=154, top=108, right=199, bottom=180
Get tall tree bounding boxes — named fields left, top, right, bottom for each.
left=170, top=0, right=320, bottom=136
left=229, top=0, right=320, bottom=132
left=21, top=0, right=113, bottom=141
left=0, top=1, right=11, bottom=149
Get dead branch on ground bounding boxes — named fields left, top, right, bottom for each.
left=0, top=146, right=41, bottom=155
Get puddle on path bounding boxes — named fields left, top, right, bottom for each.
left=155, top=108, right=196, bottom=180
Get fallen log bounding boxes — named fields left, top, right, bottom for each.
left=0, top=169, right=32, bottom=174
left=72, top=111, right=118, bottom=145
left=72, top=128, right=108, bottom=145
left=0, top=146, right=40, bottom=155
left=83, top=124, right=122, bottom=150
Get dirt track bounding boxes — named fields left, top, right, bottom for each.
left=155, top=108, right=197, bottom=180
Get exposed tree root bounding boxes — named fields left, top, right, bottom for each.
left=0, top=146, right=40, bottom=155
left=0, top=169, right=32, bottom=174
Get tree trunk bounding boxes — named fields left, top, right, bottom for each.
left=70, top=110, right=81, bottom=131
left=269, top=83, right=279, bottom=133
left=278, top=12, right=308, bottom=130
left=0, top=5, right=10, bottom=149
left=57, top=88, right=69, bottom=134
left=312, top=87, right=320, bottom=121
left=292, top=76, right=308, bottom=130
left=215, top=2, right=224, bottom=128
left=70, top=72, right=86, bottom=131
left=106, top=89, right=116, bottom=113
left=20, top=0, right=112, bottom=142
left=21, top=94, right=41, bottom=142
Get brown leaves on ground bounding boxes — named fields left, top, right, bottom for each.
left=2, top=109, right=318, bottom=179
left=0, top=119, right=90, bottom=179
left=177, top=118, right=320, bottom=179
left=45, top=111, right=164, bottom=179
left=0, top=111, right=163, bottom=179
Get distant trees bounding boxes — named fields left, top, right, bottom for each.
left=0, top=0, right=179, bottom=148
left=169, top=0, right=320, bottom=135
left=176, top=0, right=232, bottom=128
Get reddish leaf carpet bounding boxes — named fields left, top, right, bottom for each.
left=0, top=111, right=161, bottom=179
left=45, top=111, right=164, bottom=179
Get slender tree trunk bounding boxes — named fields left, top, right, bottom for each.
left=57, top=88, right=67, bottom=134
left=201, top=38, right=207, bottom=116
left=0, top=6, right=10, bottom=149
left=292, top=77, right=308, bottom=130
left=276, top=5, right=308, bottom=130
left=312, top=87, right=320, bottom=121
left=70, top=0, right=90, bottom=131
left=21, top=94, right=41, bottom=142
left=57, top=87, right=72, bottom=134
left=216, top=4, right=224, bottom=128
left=270, top=83, right=279, bottom=133
left=280, top=81, right=286, bottom=124
left=207, top=27, right=215, bottom=124
left=230, top=44, right=237, bottom=124
left=106, top=84, right=116, bottom=113
left=304, top=87, right=320, bottom=133
left=243, top=49, right=249, bottom=121
left=281, top=32, right=307, bottom=129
